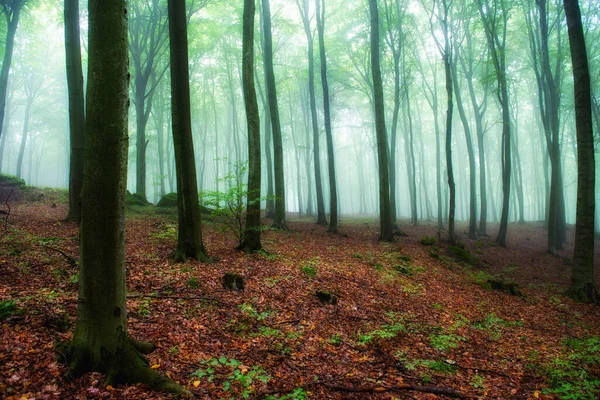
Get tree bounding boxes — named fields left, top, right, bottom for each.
left=168, top=0, right=210, bottom=262
left=15, top=64, right=43, bottom=180
left=296, top=0, right=327, bottom=225
left=0, top=0, right=25, bottom=147
left=64, top=0, right=85, bottom=223
left=369, top=0, right=393, bottom=242
left=523, top=0, right=567, bottom=253
left=129, top=0, right=169, bottom=201
left=65, top=1, right=190, bottom=395
left=563, top=0, right=598, bottom=303
left=261, top=0, right=287, bottom=230
left=316, top=0, right=338, bottom=233
left=238, top=0, right=262, bottom=252
left=477, top=0, right=512, bottom=247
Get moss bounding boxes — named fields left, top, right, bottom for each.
left=126, top=191, right=150, bottom=206
left=448, top=243, right=477, bottom=265
left=0, top=173, right=26, bottom=188
left=156, top=192, right=178, bottom=207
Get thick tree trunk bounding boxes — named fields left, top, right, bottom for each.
left=66, top=2, right=190, bottom=395
left=261, top=0, right=287, bottom=229
left=369, top=0, right=393, bottom=242
left=168, top=0, right=210, bottom=262
left=64, top=0, right=85, bottom=223
left=239, top=0, right=262, bottom=252
left=564, top=0, right=599, bottom=303
left=316, top=0, right=338, bottom=233
left=0, top=2, right=21, bottom=146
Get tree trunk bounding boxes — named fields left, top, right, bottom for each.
left=316, top=0, right=338, bottom=233
left=16, top=100, right=32, bottom=180
left=451, top=58, right=477, bottom=238
left=66, top=1, right=190, bottom=395
left=64, top=0, right=85, bottom=222
left=168, top=0, right=210, bottom=262
left=239, top=0, right=262, bottom=252
left=0, top=1, right=21, bottom=146
left=254, top=75, right=275, bottom=218
left=564, top=0, right=599, bottom=303
left=369, top=0, right=393, bottom=241
left=261, top=0, right=287, bottom=229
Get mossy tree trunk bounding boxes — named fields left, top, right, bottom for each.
left=66, top=1, right=190, bottom=396
left=65, top=0, right=85, bottom=223
left=239, top=0, right=262, bottom=253
left=168, top=0, right=210, bottom=263
left=368, top=0, right=393, bottom=242
left=564, top=0, right=599, bottom=303
left=261, top=0, right=287, bottom=230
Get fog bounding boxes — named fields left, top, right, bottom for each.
left=1, top=0, right=599, bottom=231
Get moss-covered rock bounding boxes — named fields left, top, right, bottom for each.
left=0, top=173, right=25, bottom=188
left=126, top=191, right=150, bottom=206
left=156, top=192, right=178, bottom=208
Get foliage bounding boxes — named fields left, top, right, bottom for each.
left=0, top=173, right=26, bottom=188
left=200, top=160, right=270, bottom=245
left=541, top=337, right=600, bottom=399
left=448, top=243, right=477, bottom=265
left=358, top=323, right=406, bottom=345
left=0, top=299, right=23, bottom=321
left=429, top=333, right=465, bottom=352
left=238, top=303, right=274, bottom=321
left=420, top=236, right=436, bottom=245
left=191, top=357, right=271, bottom=399
left=151, top=223, right=177, bottom=241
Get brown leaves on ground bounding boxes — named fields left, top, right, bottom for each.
left=1, top=200, right=600, bottom=399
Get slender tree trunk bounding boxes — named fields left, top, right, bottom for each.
left=369, top=0, right=393, bottom=241
left=239, top=0, right=262, bottom=252
left=564, top=0, right=599, bottom=303
left=288, top=92, right=304, bottom=217
left=261, top=0, right=287, bottom=229
left=16, top=100, right=32, bottom=180
left=65, top=0, right=85, bottom=223
left=255, top=75, right=275, bottom=218
left=451, top=60, right=477, bottom=238
left=404, top=84, right=418, bottom=225
left=168, top=0, right=210, bottom=262
left=316, top=0, right=338, bottom=233
left=297, top=0, right=327, bottom=225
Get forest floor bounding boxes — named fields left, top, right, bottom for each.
left=1, top=191, right=600, bottom=399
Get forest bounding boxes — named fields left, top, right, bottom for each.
left=0, top=0, right=600, bottom=398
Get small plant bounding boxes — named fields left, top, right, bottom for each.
left=352, top=253, right=363, bottom=259
left=329, top=334, right=343, bottom=346
left=264, top=387, right=308, bottom=400
left=402, top=283, right=424, bottom=295
left=256, top=326, right=282, bottom=337
left=238, top=303, right=273, bottom=321
left=257, top=249, right=278, bottom=261
left=0, top=299, right=23, bottom=321
left=191, top=357, right=271, bottom=399
left=169, top=346, right=179, bottom=355
left=187, top=277, right=200, bottom=289
left=541, top=336, right=600, bottom=399
left=420, top=236, right=436, bottom=245
left=152, top=223, right=177, bottom=241
left=358, top=323, right=406, bottom=345
left=429, top=333, right=465, bottom=352
left=470, top=374, right=486, bottom=390
left=301, top=265, right=317, bottom=277
left=136, top=300, right=151, bottom=317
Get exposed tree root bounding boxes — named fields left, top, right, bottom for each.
left=566, top=283, right=600, bottom=304
left=323, top=383, right=476, bottom=398
left=64, top=335, right=192, bottom=398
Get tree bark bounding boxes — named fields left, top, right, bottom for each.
left=168, top=0, right=210, bottom=262
left=64, top=0, right=85, bottom=223
left=261, top=0, right=287, bottom=229
left=564, top=0, right=599, bottom=303
left=369, top=0, right=393, bottom=242
left=238, top=0, right=262, bottom=252
left=296, top=0, right=326, bottom=225
left=0, top=1, right=21, bottom=147
left=66, top=1, right=190, bottom=395
left=316, top=0, right=338, bottom=233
